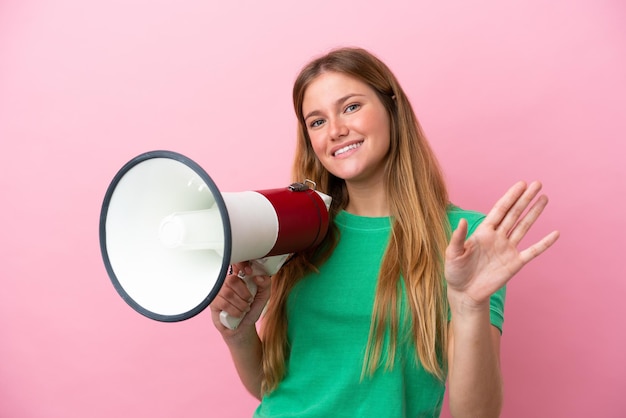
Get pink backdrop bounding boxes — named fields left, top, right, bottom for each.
left=1, top=1, right=624, bottom=417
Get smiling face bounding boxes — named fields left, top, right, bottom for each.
left=302, top=71, right=391, bottom=188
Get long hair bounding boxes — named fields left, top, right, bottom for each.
left=260, top=47, right=451, bottom=394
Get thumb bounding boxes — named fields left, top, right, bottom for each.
left=253, top=274, right=272, bottom=298
left=447, top=218, right=468, bottom=259
left=247, top=275, right=272, bottom=316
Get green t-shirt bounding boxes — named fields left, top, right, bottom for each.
left=253, top=207, right=506, bottom=418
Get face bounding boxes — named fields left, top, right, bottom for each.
left=302, top=71, right=391, bottom=187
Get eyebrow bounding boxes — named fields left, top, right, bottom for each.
left=303, top=93, right=366, bottom=121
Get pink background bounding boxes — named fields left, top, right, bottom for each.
left=1, top=1, right=624, bottom=417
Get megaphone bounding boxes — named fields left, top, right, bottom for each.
left=99, top=150, right=331, bottom=327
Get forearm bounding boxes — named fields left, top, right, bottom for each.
left=222, top=324, right=265, bottom=400
left=447, top=291, right=503, bottom=418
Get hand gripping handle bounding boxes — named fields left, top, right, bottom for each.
left=218, top=255, right=289, bottom=330
left=219, top=269, right=259, bottom=330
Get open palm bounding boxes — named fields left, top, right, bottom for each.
left=445, top=181, right=560, bottom=305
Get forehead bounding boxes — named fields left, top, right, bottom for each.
left=302, top=72, right=375, bottom=109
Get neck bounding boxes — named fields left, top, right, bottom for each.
left=344, top=179, right=390, bottom=217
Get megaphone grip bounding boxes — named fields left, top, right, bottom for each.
left=219, top=270, right=258, bottom=330
left=219, top=255, right=290, bottom=329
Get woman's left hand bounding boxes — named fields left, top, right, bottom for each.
left=444, top=181, right=560, bottom=307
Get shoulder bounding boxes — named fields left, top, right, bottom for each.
left=446, top=204, right=486, bottom=236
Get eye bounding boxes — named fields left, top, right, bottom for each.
left=309, top=119, right=325, bottom=129
left=345, top=103, right=360, bottom=113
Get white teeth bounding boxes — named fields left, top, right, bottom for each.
left=334, top=142, right=362, bottom=156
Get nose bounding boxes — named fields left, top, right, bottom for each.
left=328, top=117, right=348, bottom=141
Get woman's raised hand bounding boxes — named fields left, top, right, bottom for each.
left=444, top=181, right=560, bottom=307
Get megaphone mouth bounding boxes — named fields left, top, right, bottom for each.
left=99, top=150, right=232, bottom=322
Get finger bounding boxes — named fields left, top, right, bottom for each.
left=215, top=274, right=255, bottom=309
left=217, top=294, right=251, bottom=320
left=232, top=262, right=253, bottom=277
left=446, top=218, right=468, bottom=259
left=482, top=181, right=527, bottom=229
left=508, top=194, right=549, bottom=245
left=253, top=274, right=272, bottom=293
left=229, top=270, right=255, bottom=296
left=519, top=230, right=560, bottom=264
left=245, top=276, right=272, bottom=320
left=498, top=181, right=543, bottom=234
left=212, top=280, right=253, bottom=319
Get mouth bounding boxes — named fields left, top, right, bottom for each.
left=333, top=141, right=363, bottom=157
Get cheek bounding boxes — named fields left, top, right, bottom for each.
left=360, top=106, right=390, bottom=137
left=308, top=134, right=326, bottom=159
left=373, top=116, right=392, bottom=150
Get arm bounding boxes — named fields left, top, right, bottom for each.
left=444, top=181, right=559, bottom=417
left=210, top=263, right=271, bottom=400
left=447, top=298, right=503, bottom=417
left=220, top=323, right=265, bottom=400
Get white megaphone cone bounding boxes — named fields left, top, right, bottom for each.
left=99, top=151, right=331, bottom=325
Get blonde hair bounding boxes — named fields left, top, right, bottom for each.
left=260, top=47, right=451, bottom=394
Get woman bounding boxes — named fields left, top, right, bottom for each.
left=210, top=47, right=559, bottom=417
